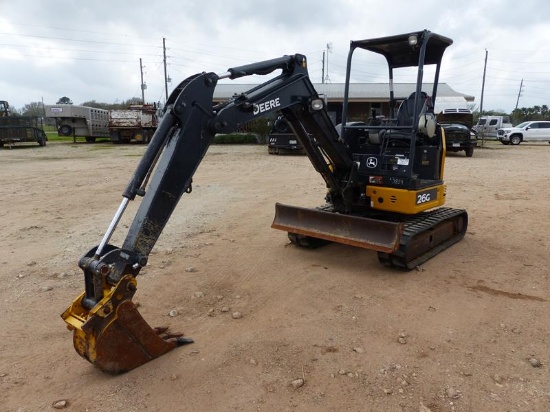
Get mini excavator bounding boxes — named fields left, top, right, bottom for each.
left=63, top=30, right=467, bottom=373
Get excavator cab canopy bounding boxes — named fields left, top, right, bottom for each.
left=350, top=30, right=453, bottom=69
left=341, top=29, right=452, bottom=131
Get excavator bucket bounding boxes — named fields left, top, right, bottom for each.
left=271, top=203, right=403, bottom=253
left=62, top=275, right=192, bottom=374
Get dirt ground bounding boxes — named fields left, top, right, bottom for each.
left=1, top=140, right=549, bottom=412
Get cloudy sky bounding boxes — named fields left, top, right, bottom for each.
left=2, top=0, right=549, bottom=113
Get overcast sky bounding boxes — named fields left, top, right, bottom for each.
left=2, top=0, right=549, bottom=113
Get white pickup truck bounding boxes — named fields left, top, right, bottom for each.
left=497, top=120, right=550, bottom=145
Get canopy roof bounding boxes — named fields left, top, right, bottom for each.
left=350, top=30, right=453, bottom=68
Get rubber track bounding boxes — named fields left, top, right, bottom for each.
left=377, top=207, right=468, bottom=270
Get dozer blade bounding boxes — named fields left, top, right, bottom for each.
left=271, top=203, right=403, bottom=253
left=62, top=275, right=192, bottom=374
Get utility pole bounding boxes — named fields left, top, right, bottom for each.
left=324, top=42, right=332, bottom=83
left=479, top=49, right=488, bottom=146
left=515, top=79, right=523, bottom=110
left=163, top=37, right=169, bottom=102
left=479, top=49, right=488, bottom=116
left=322, top=51, right=325, bottom=84
left=140, top=58, right=146, bottom=104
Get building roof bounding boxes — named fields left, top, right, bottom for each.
left=212, top=82, right=474, bottom=108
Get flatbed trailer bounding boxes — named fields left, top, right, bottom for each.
left=0, top=116, right=47, bottom=147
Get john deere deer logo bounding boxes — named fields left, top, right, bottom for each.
left=366, top=157, right=378, bottom=168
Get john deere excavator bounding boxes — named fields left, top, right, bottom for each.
left=62, top=30, right=467, bottom=373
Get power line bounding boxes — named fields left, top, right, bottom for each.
left=0, top=31, right=162, bottom=49
left=8, top=22, right=155, bottom=41
left=0, top=42, right=160, bottom=57
left=2, top=51, right=137, bottom=63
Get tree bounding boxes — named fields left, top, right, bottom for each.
left=21, top=101, right=45, bottom=117
left=80, top=97, right=144, bottom=110
left=511, top=104, right=550, bottom=124
left=80, top=100, right=108, bottom=110
left=248, top=118, right=272, bottom=144
left=57, top=96, right=73, bottom=105
left=8, top=106, right=21, bottom=116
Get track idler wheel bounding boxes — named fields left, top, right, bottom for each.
left=287, top=232, right=332, bottom=248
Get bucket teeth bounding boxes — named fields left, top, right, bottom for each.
left=62, top=275, right=192, bottom=374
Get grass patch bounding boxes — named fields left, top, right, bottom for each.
left=46, top=134, right=73, bottom=142
left=45, top=130, right=261, bottom=145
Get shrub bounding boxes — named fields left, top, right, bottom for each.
left=213, top=133, right=259, bottom=144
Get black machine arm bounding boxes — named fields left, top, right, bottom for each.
left=79, top=53, right=354, bottom=309
left=212, top=55, right=356, bottom=207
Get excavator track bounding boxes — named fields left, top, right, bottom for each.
left=276, top=204, right=467, bottom=270
left=377, top=207, right=468, bottom=270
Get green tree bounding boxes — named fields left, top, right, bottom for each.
left=511, top=104, right=550, bottom=124
left=21, top=101, right=44, bottom=117
left=57, top=96, right=73, bottom=105
left=7, top=106, right=21, bottom=116
left=80, top=97, right=144, bottom=110
left=80, top=100, right=109, bottom=110
left=248, top=118, right=271, bottom=144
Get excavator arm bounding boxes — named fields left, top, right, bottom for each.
left=62, top=54, right=359, bottom=373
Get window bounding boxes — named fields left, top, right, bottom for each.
left=539, top=122, right=550, bottom=129
left=489, top=119, right=498, bottom=126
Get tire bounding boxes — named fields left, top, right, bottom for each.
left=465, top=147, right=474, bottom=157
left=273, top=118, right=291, bottom=133
left=85, top=137, right=96, bottom=143
left=38, top=137, right=46, bottom=147
left=510, top=134, right=521, bottom=145
left=59, top=125, right=72, bottom=136
left=143, top=131, right=151, bottom=144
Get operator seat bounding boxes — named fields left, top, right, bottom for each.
left=397, top=92, right=432, bottom=126
left=381, top=92, right=436, bottom=140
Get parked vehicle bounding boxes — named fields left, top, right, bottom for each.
left=497, top=120, right=550, bottom=145
left=0, top=100, right=47, bottom=147
left=44, top=104, right=109, bottom=143
left=473, top=115, right=512, bottom=139
left=108, top=104, right=158, bottom=144
left=0, top=100, right=9, bottom=117
left=267, top=115, right=304, bottom=154
left=438, top=108, right=477, bottom=157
